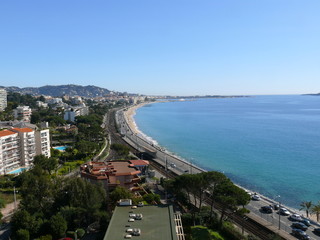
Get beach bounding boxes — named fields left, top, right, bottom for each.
left=121, top=100, right=320, bottom=226
left=123, top=102, right=151, bottom=135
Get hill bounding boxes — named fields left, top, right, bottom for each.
left=0, top=84, right=112, bottom=98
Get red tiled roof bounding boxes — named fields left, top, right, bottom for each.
left=11, top=127, right=33, bottom=133
left=129, top=160, right=150, bottom=166
left=0, top=130, right=16, bottom=137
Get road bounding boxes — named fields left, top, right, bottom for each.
left=248, top=196, right=320, bottom=239
left=0, top=223, right=11, bottom=240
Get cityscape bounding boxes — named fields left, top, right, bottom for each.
left=1, top=1, right=320, bottom=240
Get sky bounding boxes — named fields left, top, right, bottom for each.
left=0, top=1, right=320, bottom=96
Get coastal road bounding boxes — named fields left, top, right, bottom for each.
left=247, top=197, right=320, bottom=239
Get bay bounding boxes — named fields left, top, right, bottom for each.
left=134, top=95, right=320, bottom=208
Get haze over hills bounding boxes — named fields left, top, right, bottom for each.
left=0, top=84, right=113, bottom=98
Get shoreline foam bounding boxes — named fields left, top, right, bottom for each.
left=122, top=101, right=319, bottom=224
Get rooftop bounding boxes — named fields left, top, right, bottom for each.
left=11, top=127, right=33, bottom=133
left=80, top=161, right=142, bottom=180
left=0, top=130, right=16, bottom=137
left=129, top=159, right=150, bottom=166
left=104, top=205, right=178, bottom=240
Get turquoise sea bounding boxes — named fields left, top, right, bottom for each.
left=134, top=95, right=320, bottom=208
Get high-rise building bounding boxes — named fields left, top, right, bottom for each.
left=0, top=130, right=21, bottom=174
left=35, top=129, right=51, bottom=158
left=0, top=127, right=51, bottom=175
left=0, top=89, right=7, bottom=111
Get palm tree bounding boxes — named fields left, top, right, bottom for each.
left=300, top=201, right=313, bottom=218
left=312, top=202, right=320, bottom=222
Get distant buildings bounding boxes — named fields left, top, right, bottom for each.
left=47, top=97, right=63, bottom=105
left=64, top=104, right=89, bottom=122
left=80, top=160, right=149, bottom=191
left=13, top=106, right=32, bottom=122
left=36, top=101, right=48, bottom=108
left=0, top=126, right=51, bottom=175
left=0, top=89, right=7, bottom=111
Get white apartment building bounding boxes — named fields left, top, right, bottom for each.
left=13, top=106, right=32, bottom=122
left=0, top=127, right=51, bottom=175
left=0, top=130, right=20, bottom=174
left=64, top=104, right=89, bottom=122
left=35, top=129, right=51, bottom=158
left=11, top=128, right=36, bottom=168
left=47, top=98, right=63, bottom=105
left=36, top=101, right=48, bottom=108
left=0, top=89, right=7, bottom=111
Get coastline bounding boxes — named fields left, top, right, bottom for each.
left=122, top=101, right=319, bottom=224
left=123, top=102, right=153, bottom=135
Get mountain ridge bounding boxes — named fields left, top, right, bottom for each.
left=0, top=84, right=113, bottom=98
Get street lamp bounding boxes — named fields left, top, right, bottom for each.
left=275, top=195, right=281, bottom=230
left=74, top=229, right=79, bottom=240
left=190, top=158, right=194, bottom=174
left=13, top=186, right=17, bottom=210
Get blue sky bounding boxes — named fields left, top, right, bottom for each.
left=0, top=1, right=319, bottom=95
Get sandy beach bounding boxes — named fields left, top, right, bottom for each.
left=123, top=102, right=152, bottom=135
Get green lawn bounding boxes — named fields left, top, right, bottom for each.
left=0, top=192, right=15, bottom=204
left=191, top=226, right=224, bottom=240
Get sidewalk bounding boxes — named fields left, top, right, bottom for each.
left=1, top=201, right=19, bottom=220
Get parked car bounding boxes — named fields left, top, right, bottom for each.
left=279, top=207, right=290, bottom=215
left=292, top=228, right=310, bottom=239
left=301, top=219, right=311, bottom=226
left=313, top=228, right=320, bottom=235
left=289, top=214, right=303, bottom=221
left=260, top=206, right=273, bottom=213
left=251, top=194, right=261, bottom=201
left=291, top=222, right=308, bottom=231
left=273, top=204, right=280, bottom=210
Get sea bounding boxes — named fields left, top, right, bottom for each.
left=133, top=95, right=320, bottom=209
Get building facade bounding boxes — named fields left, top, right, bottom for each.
left=13, top=106, right=32, bottom=122
left=0, top=130, right=20, bottom=174
left=0, top=89, right=7, bottom=111
left=64, top=104, right=89, bottom=122
left=35, top=129, right=51, bottom=158
left=0, top=127, right=51, bottom=175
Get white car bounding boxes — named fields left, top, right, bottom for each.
left=251, top=194, right=261, bottom=201
left=289, top=214, right=303, bottom=221
left=279, top=207, right=290, bottom=216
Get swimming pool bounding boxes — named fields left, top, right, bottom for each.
left=53, top=146, right=67, bottom=151
left=7, top=167, right=27, bottom=174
